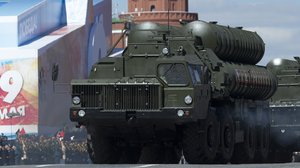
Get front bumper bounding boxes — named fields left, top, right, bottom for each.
left=270, top=124, right=300, bottom=147
left=70, top=107, right=195, bottom=125
left=270, top=106, right=300, bottom=147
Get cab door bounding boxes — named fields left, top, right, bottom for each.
left=189, top=65, right=211, bottom=119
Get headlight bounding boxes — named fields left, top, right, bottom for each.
left=177, top=110, right=184, bottom=117
left=78, top=110, right=86, bottom=117
left=162, top=47, right=169, bottom=55
left=184, top=95, right=193, bottom=105
left=72, top=96, right=81, bottom=105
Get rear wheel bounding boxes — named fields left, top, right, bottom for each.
left=231, top=114, right=256, bottom=163
left=87, top=126, right=121, bottom=164
left=256, top=112, right=270, bottom=163
left=182, top=109, right=219, bottom=164
left=216, top=111, right=235, bottom=163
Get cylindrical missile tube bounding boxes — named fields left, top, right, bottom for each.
left=225, top=63, right=277, bottom=100
left=183, top=20, right=265, bottom=65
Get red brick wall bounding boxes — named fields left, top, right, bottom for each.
left=128, top=0, right=188, bottom=12
left=112, top=0, right=197, bottom=49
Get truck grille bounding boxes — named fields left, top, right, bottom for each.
left=72, top=84, right=160, bottom=110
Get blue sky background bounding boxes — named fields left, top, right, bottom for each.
left=112, top=0, right=300, bottom=65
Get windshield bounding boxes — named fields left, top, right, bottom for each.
left=188, top=64, right=202, bottom=85
left=158, top=63, right=189, bottom=86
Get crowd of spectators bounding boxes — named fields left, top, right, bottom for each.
left=0, top=130, right=91, bottom=165
left=0, top=135, right=16, bottom=166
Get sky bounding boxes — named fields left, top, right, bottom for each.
left=112, top=0, right=300, bottom=65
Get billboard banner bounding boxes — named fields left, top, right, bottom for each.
left=0, top=57, right=38, bottom=136
left=0, top=0, right=66, bottom=47
left=0, top=2, right=7, bottom=7
left=0, top=0, right=112, bottom=137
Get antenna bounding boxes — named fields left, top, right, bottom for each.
left=116, top=3, right=119, bottom=18
left=168, top=0, right=170, bottom=33
left=167, top=0, right=170, bottom=55
left=105, top=23, right=130, bottom=57
left=112, top=2, right=119, bottom=19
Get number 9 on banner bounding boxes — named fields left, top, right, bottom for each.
left=0, top=70, right=23, bottom=104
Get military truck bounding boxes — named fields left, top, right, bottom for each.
left=70, top=21, right=277, bottom=164
left=267, top=57, right=300, bottom=162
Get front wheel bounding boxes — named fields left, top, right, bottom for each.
left=231, top=114, right=256, bottom=163
left=216, top=111, right=235, bottom=163
left=256, top=112, right=270, bottom=163
left=182, top=109, right=219, bottom=164
left=139, top=143, right=165, bottom=164
left=118, top=145, right=141, bottom=164
left=86, top=126, right=121, bottom=164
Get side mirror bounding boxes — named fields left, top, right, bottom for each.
left=124, top=22, right=132, bottom=30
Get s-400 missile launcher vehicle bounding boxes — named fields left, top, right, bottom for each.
left=267, top=57, right=300, bottom=162
left=70, top=21, right=277, bottom=164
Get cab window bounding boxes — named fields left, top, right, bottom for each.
left=158, top=63, right=188, bottom=86
left=188, top=64, right=202, bottom=84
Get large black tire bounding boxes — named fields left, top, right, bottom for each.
left=118, top=145, right=141, bottom=164
left=231, top=114, right=256, bottom=163
left=255, top=112, right=270, bottom=163
left=268, top=142, right=293, bottom=163
left=139, top=143, right=165, bottom=164
left=87, top=126, right=121, bottom=164
left=182, top=109, right=219, bottom=164
left=293, top=152, right=300, bottom=162
left=163, top=145, right=181, bottom=164
left=216, top=111, right=235, bottom=163
left=138, top=143, right=180, bottom=164
left=268, top=150, right=293, bottom=163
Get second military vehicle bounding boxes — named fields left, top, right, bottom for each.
left=267, top=57, right=300, bottom=162
left=70, top=20, right=277, bottom=164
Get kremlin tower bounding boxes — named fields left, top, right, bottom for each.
left=112, top=0, right=198, bottom=49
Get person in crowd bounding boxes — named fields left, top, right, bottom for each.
left=0, top=145, right=3, bottom=166
left=0, top=130, right=91, bottom=165
left=3, top=145, right=9, bottom=165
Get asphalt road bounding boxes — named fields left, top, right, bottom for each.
left=4, top=163, right=300, bottom=168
